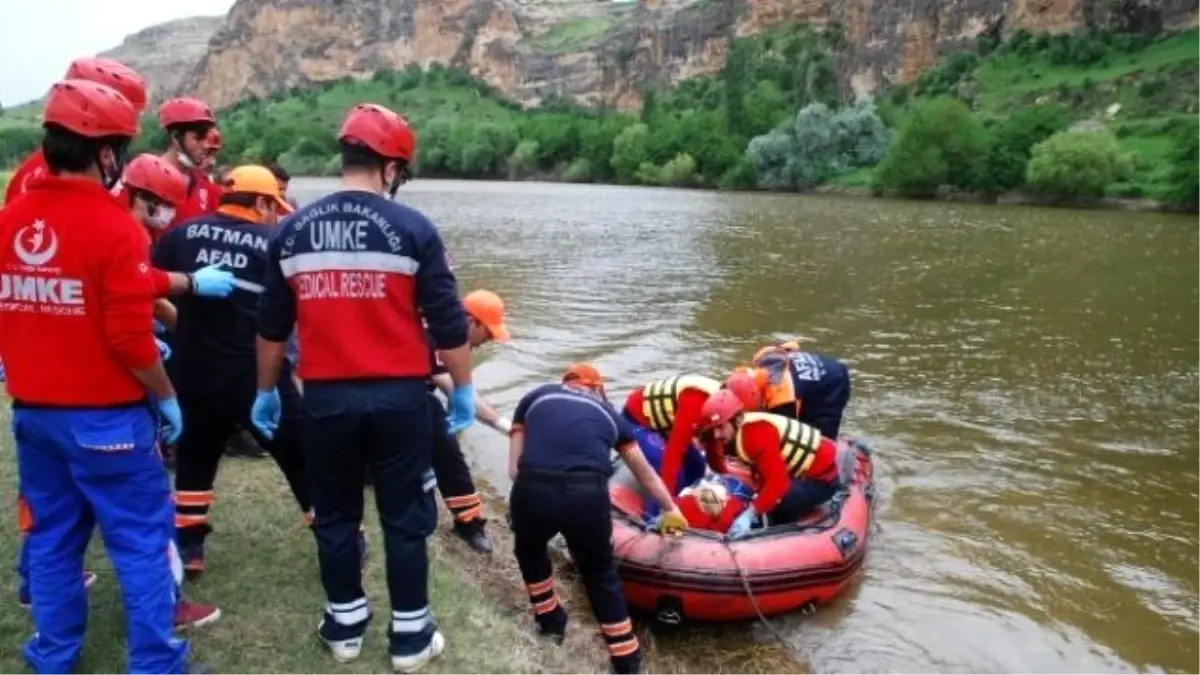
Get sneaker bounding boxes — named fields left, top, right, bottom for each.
left=453, top=521, right=493, bottom=554
left=318, top=618, right=365, bottom=663
left=19, top=570, right=98, bottom=609
left=175, top=600, right=222, bottom=630
left=391, top=630, right=445, bottom=673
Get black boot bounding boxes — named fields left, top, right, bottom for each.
left=453, top=519, right=493, bottom=554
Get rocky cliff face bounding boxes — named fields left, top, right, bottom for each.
left=100, top=16, right=223, bottom=103
left=176, top=0, right=1199, bottom=111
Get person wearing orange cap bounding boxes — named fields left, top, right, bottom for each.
left=740, top=341, right=852, bottom=439
left=4, top=57, right=147, bottom=205
left=151, top=165, right=311, bottom=580
left=509, top=364, right=686, bottom=674
left=620, top=373, right=726, bottom=499
left=694, top=390, right=841, bottom=539
left=421, top=288, right=512, bottom=553
left=158, top=97, right=223, bottom=230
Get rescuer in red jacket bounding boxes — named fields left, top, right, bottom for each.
left=158, top=97, right=222, bottom=231
left=4, top=57, right=147, bottom=205
left=621, top=374, right=725, bottom=496
left=251, top=103, right=476, bottom=671
left=0, top=79, right=196, bottom=674
left=695, top=390, right=841, bottom=539
left=121, top=153, right=237, bottom=327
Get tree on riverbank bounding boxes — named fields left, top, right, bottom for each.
left=3, top=25, right=1195, bottom=211
left=747, top=101, right=890, bottom=191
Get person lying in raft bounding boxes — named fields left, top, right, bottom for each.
left=696, top=390, right=842, bottom=539
left=674, top=474, right=753, bottom=534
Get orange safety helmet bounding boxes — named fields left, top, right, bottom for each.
left=724, top=368, right=764, bottom=410
left=697, top=389, right=744, bottom=431
left=43, top=79, right=139, bottom=138
left=158, top=97, right=216, bottom=128
left=751, top=340, right=804, bottom=366
left=63, top=57, right=147, bottom=114
left=338, top=103, right=415, bottom=162
left=462, top=289, right=510, bottom=342
left=562, top=362, right=606, bottom=399
left=122, top=153, right=188, bottom=206
left=562, top=362, right=604, bottom=387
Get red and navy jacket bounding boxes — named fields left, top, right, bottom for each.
left=258, top=191, right=467, bottom=382
left=0, top=177, right=159, bottom=406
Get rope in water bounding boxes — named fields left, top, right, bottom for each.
left=723, top=538, right=808, bottom=661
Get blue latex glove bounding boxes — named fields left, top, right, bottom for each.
left=250, top=388, right=282, bottom=439
left=156, top=397, right=183, bottom=445
left=155, top=337, right=172, bottom=361
left=446, top=383, right=477, bottom=435
left=190, top=264, right=235, bottom=298
left=727, top=507, right=757, bottom=540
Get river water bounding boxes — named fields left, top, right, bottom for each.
left=295, top=178, right=1199, bottom=674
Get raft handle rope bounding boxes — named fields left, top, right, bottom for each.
left=723, top=539, right=811, bottom=661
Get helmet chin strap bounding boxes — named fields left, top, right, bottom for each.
left=99, top=144, right=129, bottom=191
left=171, top=131, right=198, bottom=169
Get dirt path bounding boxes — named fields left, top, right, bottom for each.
left=430, top=485, right=807, bottom=674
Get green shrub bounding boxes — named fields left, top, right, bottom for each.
left=1025, top=130, right=1131, bottom=199
left=873, top=97, right=990, bottom=197
left=1163, top=120, right=1199, bottom=210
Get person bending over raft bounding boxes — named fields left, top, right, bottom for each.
left=737, top=340, right=853, bottom=439
left=696, top=390, right=841, bottom=539
left=509, top=364, right=686, bottom=674
left=620, top=374, right=723, bottom=494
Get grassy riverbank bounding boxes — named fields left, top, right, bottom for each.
left=0, top=400, right=803, bottom=673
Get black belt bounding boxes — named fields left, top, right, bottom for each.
left=517, top=468, right=609, bottom=486
left=11, top=397, right=147, bottom=411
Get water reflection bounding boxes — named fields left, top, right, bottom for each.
left=291, top=178, right=1199, bottom=673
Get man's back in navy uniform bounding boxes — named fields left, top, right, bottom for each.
left=508, top=365, right=687, bottom=675
left=250, top=103, right=477, bottom=672
left=153, top=203, right=272, bottom=395
left=151, top=165, right=311, bottom=576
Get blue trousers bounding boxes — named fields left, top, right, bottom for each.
left=302, top=380, right=438, bottom=657
left=12, top=405, right=187, bottom=674
left=627, top=421, right=707, bottom=521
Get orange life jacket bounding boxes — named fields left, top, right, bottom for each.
left=735, top=412, right=823, bottom=479
left=640, top=375, right=720, bottom=431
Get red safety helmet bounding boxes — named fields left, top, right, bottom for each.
left=43, top=79, right=139, bottom=139
left=158, top=97, right=216, bottom=128
left=697, top=390, right=744, bottom=431
left=338, top=103, right=415, bottom=162
left=122, top=153, right=188, bottom=206
left=725, top=369, right=764, bottom=410
left=63, top=57, right=147, bottom=113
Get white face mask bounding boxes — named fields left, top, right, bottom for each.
left=147, top=206, right=176, bottom=230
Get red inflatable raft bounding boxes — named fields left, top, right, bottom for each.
left=609, top=440, right=875, bottom=623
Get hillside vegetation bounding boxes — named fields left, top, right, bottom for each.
left=1, top=25, right=1195, bottom=210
